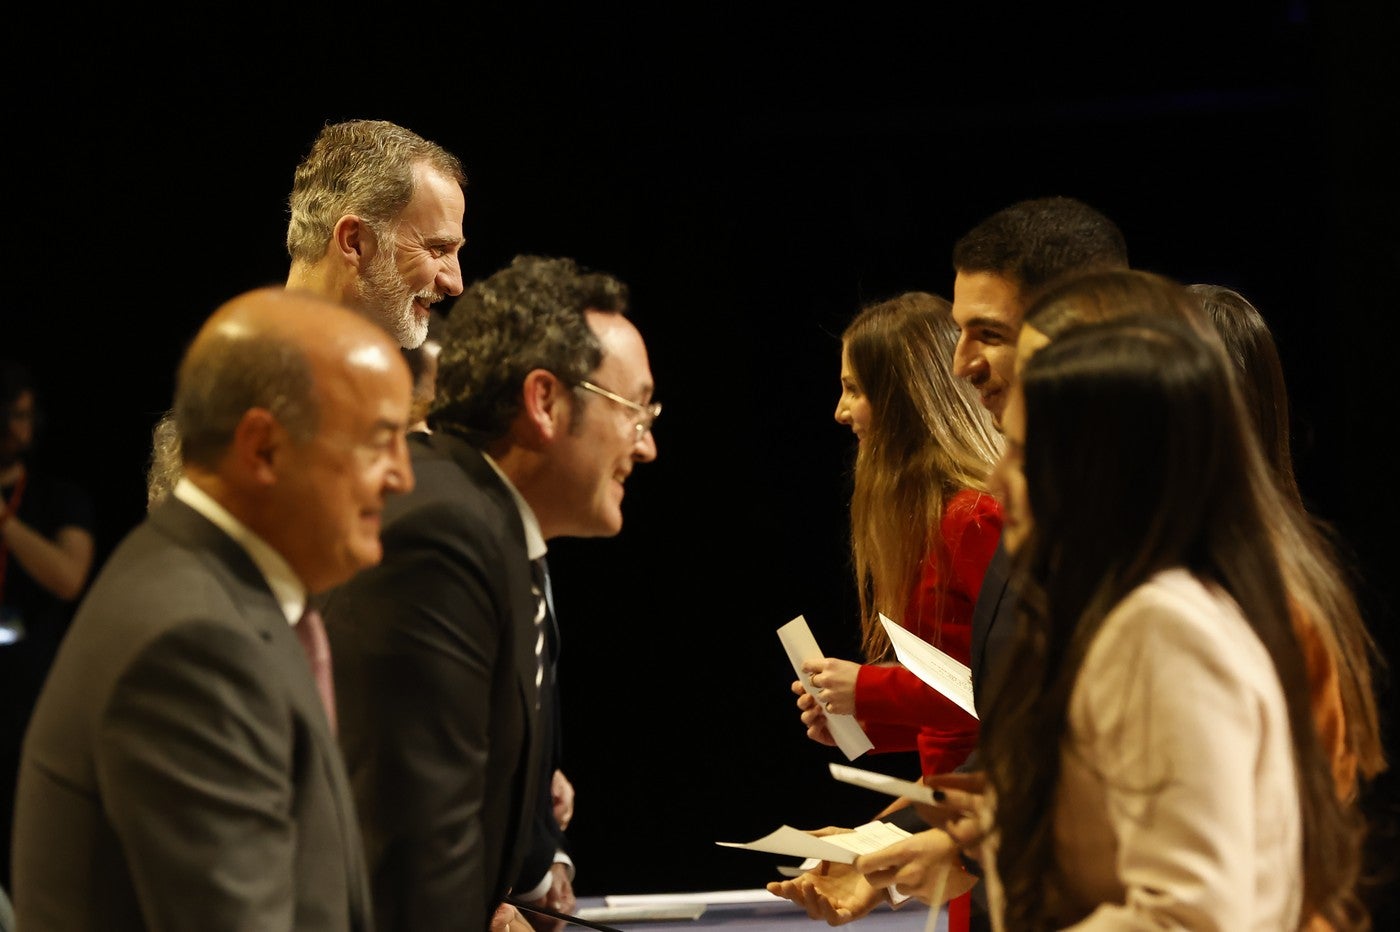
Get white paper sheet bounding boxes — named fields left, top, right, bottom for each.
left=603, top=890, right=784, bottom=907
left=576, top=903, right=708, bottom=922
left=776, top=616, right=874, bottom=759
left=717, top=820, right=911, bottom=864
left=878, top=613, right=977, bottom=719
left=828, top=762, right=936, bottom=805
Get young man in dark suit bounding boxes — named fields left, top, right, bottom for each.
left=948, top=196, right=1129, bottom=726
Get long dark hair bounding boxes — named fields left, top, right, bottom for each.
left=982, top=315, right=1364, bottom=929
left=1187, top=283, right=1299, bottom=500
left=1190, top=283, right=1387, bottom=790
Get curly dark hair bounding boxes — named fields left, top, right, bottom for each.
left=430, top=255, right=629, bottom=443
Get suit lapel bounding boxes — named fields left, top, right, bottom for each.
left=970, top=540, right=1011, bottom=706
left=150, top=500, right=372, bottom=926
left=426, top=432, right=546, bottom=878
left=430, top=434, right=545, bottom=732
left=152, top=501, right=336, bottom=739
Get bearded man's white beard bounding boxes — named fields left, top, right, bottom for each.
left=357, top=241, right=431, bottom=349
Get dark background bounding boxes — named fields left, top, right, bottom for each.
left=5, top=1, right=1397, bottom=919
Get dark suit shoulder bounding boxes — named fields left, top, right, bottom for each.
left=970, top=540, right=1016, bottom=711
left=107, top=619, right=299, bottom=724
left=379, top=434, right=527, bottom=558
left=66, top=507, right=281, bottom=657
left=26, top=560, right=300, bottom=797
left=322, top=433, right=533, bottom=655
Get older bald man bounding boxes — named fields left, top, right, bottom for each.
left=12, top=286, right=415, bottom=932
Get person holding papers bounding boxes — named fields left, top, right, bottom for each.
left=855, top=276, right=1369, bottom=929
left=775, top=197, right=1134, bottom=932
left=775, top=293, right=1002, bottom=932
left=794, top=291, right=1002, bottom=783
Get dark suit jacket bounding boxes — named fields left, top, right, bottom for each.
left=11, top=499, right=372, bottom=932
left=958, top=539, right=1015, bottom=779
left=968, top=540, right=1015, bottom=716
left=946, top=540, right=1017, bottom=920
left=322, top=431, right=544, bottom=932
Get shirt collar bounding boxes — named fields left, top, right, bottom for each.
left=480, top=453, right=546, bottom=562
left=173, top=477, right=306, bottom=625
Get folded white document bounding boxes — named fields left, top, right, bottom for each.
left=828, top=762, right=936, bottom=805
left=879, top=613, right=977, bottom=719
left=603, top=890, right=782, bottom=907
left=717, top=820, right=911, bottom=864
left=777, top=616, right=874, bottom=759
left=576, top=903, right=707, bottom=922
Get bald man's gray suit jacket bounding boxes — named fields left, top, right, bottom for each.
left=12, top=498, right=373, bottom=931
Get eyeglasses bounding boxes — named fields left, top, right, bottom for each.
left=575, top=379, right=662, bottom=440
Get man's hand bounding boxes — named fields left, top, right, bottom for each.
left=551, top=770, right=575, bottom=830
left=491, top=902, right=535, bottom=932
left=523, top=863, right=576, bottom=932
left=544, top=863, right=576, bottom=915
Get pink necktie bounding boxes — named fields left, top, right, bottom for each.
left=296, top=606, right=338, bottom=735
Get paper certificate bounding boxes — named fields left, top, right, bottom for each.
left=717, top=821, right=912, bottom=864
left=777, top=616, right=874, bottom=759
left=879, top=613, right=977, bottom=719
left=828, top=762, right=936, bottom=805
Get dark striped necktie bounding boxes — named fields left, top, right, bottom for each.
left=530, top=558, right=552, bottom=710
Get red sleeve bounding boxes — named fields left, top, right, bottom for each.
left=943, top=491, right=1003, bottom=627
left=860, top=720, right=920, bottom=755
left=859, top=490, right=1000, bottom=777
left=855, top=664, right=980, bottom=773
left=901, top=490, right=1002, bottom=663
left=856, top=663, right=972, bottom=729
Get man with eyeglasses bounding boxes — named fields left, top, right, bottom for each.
left=321, top=254, right=659, bottom=932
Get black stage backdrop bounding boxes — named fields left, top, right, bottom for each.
left=5, top=2, right=1397, bottom=921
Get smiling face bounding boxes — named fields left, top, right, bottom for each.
left=951, top=270, right=1025, bottom=429
left=834, top=340, right=872, bottom=441
left=275, top=340, right=416, bottom=592
left=544, top=311, right=657, bottom=538
left=355, top=163, right=466, bottom=349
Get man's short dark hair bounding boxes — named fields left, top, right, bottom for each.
left=952, top=196, right=1129, bottom=293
